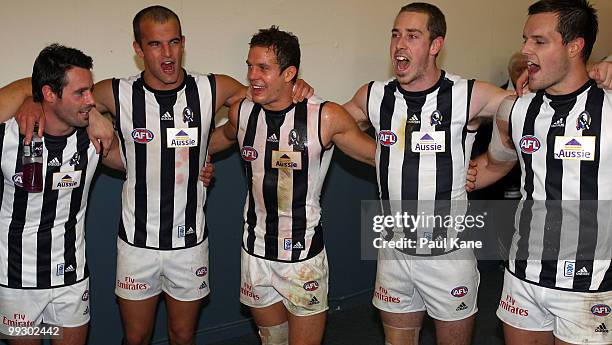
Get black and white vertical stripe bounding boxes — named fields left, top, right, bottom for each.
left=367, top=72, right=475, bottom=255
left=508, top=80, right=612, bottom=292
left=113, top=72, right=214, bottom=250
left=237, top=99, right=333, bottom=262
left=0, top=119, right=99, bottom=289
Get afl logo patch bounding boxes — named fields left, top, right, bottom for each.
left=591, top=304, right=611, bottom=317
left=519, top=135, right=540, bottom=154
left=195, top=267, right=208, bottom=277
left=451, top=286, right=468, bottom=298
left=241, top=146, right=258, bottom=161
left=378, top=130, right=397, bottom=147
left=131, top=128, right=154, bottom=143
left=303, top=281, right=319, bottom=291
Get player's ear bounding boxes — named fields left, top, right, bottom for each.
left=133, top=40, right=145, bottom=58
left=283, top=66, right=297, bottom=83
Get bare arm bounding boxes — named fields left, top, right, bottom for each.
left=0, top=78, right=33, bottom=124
left=467, top=96, right=518, bottom=191
left=100, top=133, right=124, bottom=171
left=208, top=100, right=239, bottom=155
left=343, top=83, right=372, bottom=130
left=469, top=80, right=514, bottom=121
left=93, top=78, right=116, bottom=116
left=321, top=101, right=375, bottom=166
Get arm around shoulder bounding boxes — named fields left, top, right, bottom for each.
left=323, top=102, right=376, bottom=166
left=343, top=83, right=371, bottom=130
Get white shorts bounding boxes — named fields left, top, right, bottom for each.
left=497, top=269, right=612, bottom=345
left=0, top=278, right=90, bottom=335
left=373, top=248, right=479, bottom=321
left=240, top=249, right=329, bottom=317
left=115, top=238, right=210, bottom=301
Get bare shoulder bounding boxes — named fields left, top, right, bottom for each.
left=94, top=78, right=116, bottom=115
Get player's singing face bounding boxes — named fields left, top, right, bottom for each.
left=134, top=18, right=185, bottom=90
left=52, top=67, right=95, bottom=129
left=522, top=13, right=572, bottom=94
left=247, top=46, right=296, bottom=111
left=390, top=11, right=441, bottom=91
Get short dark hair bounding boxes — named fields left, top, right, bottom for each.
left=133, top=5, right=182, bottom=45
left=32, top=44, right=93, bottom=102
left=528, top=0, right=598, bottom=61
left=399, top=2, right=447, bottom=42
left=249, top=26, right=300, bottom=83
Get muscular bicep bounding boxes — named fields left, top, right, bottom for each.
left=214, top=74, right=246, bottom=112
left=343, top=83, right=371, bottom=130
left=0, top=78, right=33, bottom=122
left=488, top=96, right=518, bottom=163
left=93, top=79, right=116, bottom=116
left=470, top=80, right=513, bottom=121
left=208, top=100, right=239, bottom=155
left=324, top=102, right=376, bottom=166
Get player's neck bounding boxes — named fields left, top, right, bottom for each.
left=545, top=63, right=589, bottom=96
left=399, top=66, right=442, bottom=93
left=261, top=90, right=294, bottom=112
left=41, top=103, right=74, bottom=137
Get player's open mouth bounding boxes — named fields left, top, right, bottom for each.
left=251, top=85, right=265, bottom=95
left=395, top=55, right=410, bottom=72
left=527, top=61, right=540, bottom=75
left=161, top=61, right=175, bottom=74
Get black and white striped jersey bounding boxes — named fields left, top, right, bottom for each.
left=113, top=71, right=215, bottom=250
left=237, top=99, right=334, bottom=262
left=0, top=119, right=99, bottom=289
left=508, top=79, right=612, bottom=292
left=367, top=71, right=476, bottom=255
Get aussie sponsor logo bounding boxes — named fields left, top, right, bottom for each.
left=116, top=276, right=148, bottom=291
left=499, top=294, right=528, bottom=317
left=519, top=135, right=540, bottom=154
left=132, top=128, right=154, bottom=143
left=451, top=286, right=468, bottom=298
left=167, top=128, right=198, bottom=148
left=272, top=151, right=302, bottom=170
left=2, top=313, right=34, bottom=327
left=195, top=266, right=208, bottom=277
left=240, top=283, right=260, bottom=301
left=553, top=136, right=595, bottom=161
left=374, top=286, right=400, bottom=304
left=303, top=281, right=319, bottom=292
left=378, top=130, right=397, bottom=147
left=52, top=171, right=82, bottom=190
left=591, top=304, right=611, bottom=317
left=241, top=146, right=258, bottom=161
left=411, top=131, right=445, bottom=153
left=82, top=290, right=89, bottom=301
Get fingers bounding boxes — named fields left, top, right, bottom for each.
left=102, top=137, right=111, bottom=157
left=515, top=70, right=529, bottom=96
